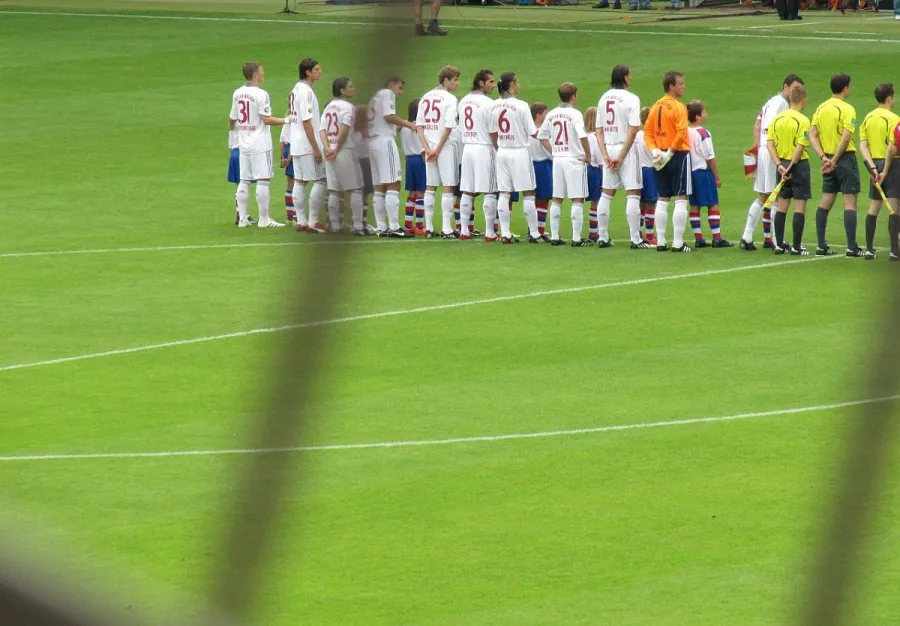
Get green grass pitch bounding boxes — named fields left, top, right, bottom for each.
left=2, top=2, right=900, bottom=624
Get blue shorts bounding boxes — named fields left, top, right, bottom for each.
left=533, top=160, right=553, bottom=201
left=689, top=169, right=719, bottom=208
left=654, top=151, right=691, bottom=198
left=227, top=148, right=240, bottom=184
left=640, top=166, right=659, bottom=203
left=587, top=165, right=603, bottom=202
left=283, top=144, right=294, bottom=178
left=510, top=191, right=520, bottom=202
left=405, top=154, right=426, bottom=192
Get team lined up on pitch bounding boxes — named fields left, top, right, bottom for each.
left=228, top=60, right=900, bottom=259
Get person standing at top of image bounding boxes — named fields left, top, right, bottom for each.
left=414, top=0, right=446, bottom=36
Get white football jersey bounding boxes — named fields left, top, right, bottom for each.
left=537, top=105, right=588, bottom=160
left=530, top=137, right=551, bottom=162
left=400, top=127, right=422, bottom=156
left=596, top=88, right=641, bottom=145
left=416, top=87, right=459, bottom=147
left=688, top=126, right=715, bottom=171
left=320, top=99, right=356, bottom=152
left=229, top=129, right=239, bottom=150
left=289, top=81, right=321, bottom=156
left=229, top=84, right=273, bottom=155
left=458, top=91, right=494, bottom=146
left=587, top=133, right=602, bottom=168
left=634, top=130, right=653, bottom=169
left=757, top=93, right=788, bottom=147
left=369, top=88, right=398, bottom=138
left=490, top=97, right=537, bottom=150
left=278, top=124, right=290, bottom=144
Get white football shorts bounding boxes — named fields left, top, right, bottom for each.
left=496, top=147, right=536, bottom=193
left=753, top=146, right=777, bottom=194
left=325, top=150, right=364, bottom=192
left=552, top=158, right=588, bottom=200
left=240, top=150, right=274, bottom=182
left=368, top=135, right=402, bottom=185
left=460, top=143, right=497, bottom=194
left=425, top=142, right=460, bottom=188
left=600, top=143, right=642, bottom=191
left=292, top=154, right=325, bottom=182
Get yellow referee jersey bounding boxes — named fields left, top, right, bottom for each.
left=767, top=109, right=811, bottom=161
left=860, top=107, right=900, bottom=160
left=811, top=97, right=857, bottom=155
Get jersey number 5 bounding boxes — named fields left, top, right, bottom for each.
left=605, top=100, right=616, bottom=126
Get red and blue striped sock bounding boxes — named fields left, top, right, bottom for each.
left=536, top=199, right=548, bottom=235
left=643, top=205, right=655, bottom=236
left=404, top=196, right=416, bottom=230
left=415, top=200, right=425, bottom=229
left=708, top=208, right=722, bottom=240
left=690, top=208, right=704, bottom=241
left=454, top=197, right=461, bottom=231
left=285, top=187, right=296, bottom=222
left=589, top=203, right=599, bottom=240
left=762, top=207, right=773, bottom=243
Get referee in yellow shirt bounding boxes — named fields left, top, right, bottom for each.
left=766, top=86, right=811, bottom=255
left=809, top=73, right=861, bottom=257
left=859, top=83, right=899, bottom=260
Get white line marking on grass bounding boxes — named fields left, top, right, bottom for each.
left=0, top=256, right=833, bottom=373
left=747, top=20, right=821, bottom=28
left=1, top=395, right=895, bottom=462
left=1, top=10, right=899, bottom=44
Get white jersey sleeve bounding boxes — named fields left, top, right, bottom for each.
left=369, top=88, right=397, bottom=138
left=759, top=94, right=788, bottom=146
left=635, top=130, right=653, bottom=169
left=279, top=124, right=290, bottom=144
left=229, top=129, right=240, bottom=150
left=587, top=133, right=602, bottom=167
left=688, top=127, right=715, bottom=171
left=400, top=127, right=423, bottom=156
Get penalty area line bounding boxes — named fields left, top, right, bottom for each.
left=0, top=394, right=896, bottom=462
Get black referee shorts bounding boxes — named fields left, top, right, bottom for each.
left=779, top=159, right=811, bottom=201
left=870, top=158, right=900, bottom=200
left=821, top=152, right=860, bottom=196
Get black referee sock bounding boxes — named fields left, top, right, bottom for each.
left=844, top=210, right=858, bottom=250
left=793, top=212, right=805, bottom=250
left=816, top=208, right=829, bottom=248
left=865, top=213, right=878, bottom=252
left=773, top=211, right=786, bottom=247
left=889, top=214, right=900, bottom=256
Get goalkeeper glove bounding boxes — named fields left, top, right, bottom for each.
left=653, top=149, right=674, bottom=171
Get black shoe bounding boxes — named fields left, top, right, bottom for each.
left=657, top=244, right=669, bottom=252
left=790, top=245, right=810, bottom=256
left=550, top=238, right=567, bottom=246
left=539, top=234, right=553, bottom=243
left=441, top=231, right=459, bottom=240
left=527, top=234, right=546, bottom=243
left=865, top=249, right=877, bottom=260
left=630, top=241, right=652, bottom=249
left=890, top=252, right=899, bottom=262
left=388, top=228, right=411, bottom=238
left=470, top=228, right=483, bottom=237
left=739, top=239, right=757, bottom=251
left=613, top=0, right=622, bottom=7
left=415, top=23, right=430, bottom=36
left=774, top=243, right=789, bottom=255
left=596, top=239, right=614, bottom=248
left=815, top=246, right=836, bottom=256
left=427, top=20, right=447, bottom=35
left=425, top=230, right=439, bottom=239
left=845, top=246, right=864, bottom=258
left=694, top=238, right=710, bottom=248
left=247, top=215, right=258, bottom=225
left=571, top=239, right=595, bottom=247
left=671, top=244, right=693, bottom=252
left=375, top=229, right=390, bottom=238
left=711, top=238, right=734, bottom=248
left=500, top=236, right=520, bottom=244
left=763, top=240, right=776, bottom=249
left=593, top=0, right=610, bottom=6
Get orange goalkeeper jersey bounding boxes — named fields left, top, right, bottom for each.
left=644, top=95, right=690, bottom=152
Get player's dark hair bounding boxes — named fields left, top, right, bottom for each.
left=385, top=75, right=405, bottom=87
left=874, top=82, right=895, bottom=104
left=611, top=65, right=630, bottom=89
left=438, top=65, right=461, bottom=85
left=530, top=102, right=548, bottom=121
left=639, top=106, right=650, bottom=126
left=790, top=86, right=807, bottom=105
left=408, top=98, right=420, bottom=123
left=472, top=69, right=494, bottom=92
left=242, top=62, right=261, bottom=82
left=830, top=73, right=851, bottom=95
left=299, top=58, right=319, bottom=81
left=332, top=77, right=351, bottom=98
left=662, top=71, right=684, bottom=93
left=498, top=72, right=517, bottom=95
left=687, top=100, right=705, bottom=123
left=558, top=82, right=577, bottom=103
left=783, top=74, right=804, bottom=88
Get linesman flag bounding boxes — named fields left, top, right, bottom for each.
left=743, top=145, right=758, bottom=178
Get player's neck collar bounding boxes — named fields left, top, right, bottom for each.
left=558, top=103, right=572, bottom=108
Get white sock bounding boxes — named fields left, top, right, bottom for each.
left=292, top=181, right=307, bottom=227
left=498, top=193, right=512, bottom=238
left=386, top=189, right=401, bottom=231
left=460, top=194, right=474, bottom=236
left=256, top=180, right=271, bottom=222
left=373, top=191, right=387, bottom=231
left=350, top=190, right=364, bottom=230
left=483, top=194, right=498, bottom=236
left=673, top=199, right=689, bottom=248
left=236, top=181, right=250, bottom=222
left=327, top=193, right=341, bottom=232
left=523, top=195, right=539, bottom=237
left=424, top=190, right=436, bottom=232
left=597, top=193, right=613, bottom=242
left=441, top=192, right=455, bottom=234
left=309, top=181, right=326, bottom=226
left=655, top=199, right=669, bottom=247
left=549, top=201, right=562, bottom=240
left=742, top=198, right=763, bottom=243
left=571, top=201, right=584, bottom=241
left=625, top=195, right=641, bottom=244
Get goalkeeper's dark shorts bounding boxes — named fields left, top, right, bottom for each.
left=654, top=150, right=691, bottom=198
left=821, top=152, right=860, bottom=195
left=779, top=159, right=811, bottom=201
left=870, top=158, right=900, bottom=200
